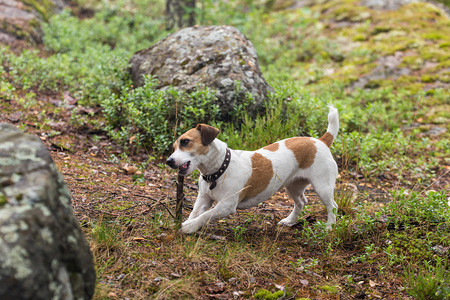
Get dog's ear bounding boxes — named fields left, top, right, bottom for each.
left=196, top=124, right=220, bottom=146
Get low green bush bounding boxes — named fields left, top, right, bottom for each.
left=102, top=76, right=221, bottom=154
left=404, top=258, right=449, bottom=300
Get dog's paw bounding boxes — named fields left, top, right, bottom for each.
left=180, top=220, right=201, bottom=234
left=326, top=222, right=334, bottom=231
left=277, top=218, right=296, bottom=227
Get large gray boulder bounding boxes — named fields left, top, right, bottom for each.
left=0, top=123, right=95, bottom=300
left=0, top=0, right=66, bottom=45
left=129, top=25, right=273, bottom=119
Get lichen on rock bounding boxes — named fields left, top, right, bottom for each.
left=129, top=25, right=273, bottom=120
left=0, top=0, right=66, bottom=45
left=0, top=123, right=95, bottom=300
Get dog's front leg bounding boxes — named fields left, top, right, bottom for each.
left=181, top=198, right=238, bottom=234
left=187, top=192, right=213, bottom=221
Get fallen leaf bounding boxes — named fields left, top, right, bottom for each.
left=133, top=237, right=145, bottom=241
left=206, top=281, right=225, bottom=294
left=122, top=164, right=139, bottom=174
left=63, top=91, right=78, bottom=105
left=107, top=292, right=117, bottom=298
left=369, top=279, right=376, bottom=287
left=7, top=112, right=22, bottom=122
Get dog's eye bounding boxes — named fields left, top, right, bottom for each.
left=180, top=139, right=190, bottom=147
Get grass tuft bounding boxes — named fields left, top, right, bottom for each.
left=404, top=258, right=450, bottom=300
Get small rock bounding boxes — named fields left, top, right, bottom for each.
left=156, top=233, right=167, bottom=240
left=117, top=274, right=126, bottom=280
left=432, top=245, right=448, bottom=255
left=228, top=277, right=237, bottom=284
left=425, top=126, right=446, bottom=136
left=210, top=234, right=226, bottom=241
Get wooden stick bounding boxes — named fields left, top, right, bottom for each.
left=175, top=173, right=184, bottom=229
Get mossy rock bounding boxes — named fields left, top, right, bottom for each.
left=321, top=0, right=372, bottom=22
left=309, top=0, right=450, bottom=95
left=0, top=0, right=66, bottom=45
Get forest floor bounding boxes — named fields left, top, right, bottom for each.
left=1, top=88, right=448, bottom=299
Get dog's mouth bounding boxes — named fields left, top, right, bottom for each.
left=178, top=161, right=191, bottom=174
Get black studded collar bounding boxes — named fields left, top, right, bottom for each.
left=202, top=148, right=231, bottom=190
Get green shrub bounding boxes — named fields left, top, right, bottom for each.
left=102, top=76, right=221, bottom=154
left=383, top=191, right=449, bottom=264
left=1, top=45, right=129, bottom=105
left=43, top=8, right=165, bottom=54
left=0, top=7, right=166, bottom=106
left=386, top=190, right=448, bottom=226
left=404, top=258, right=450, bottom=300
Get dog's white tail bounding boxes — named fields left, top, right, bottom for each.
left=319, top=105, right=339, bottom=148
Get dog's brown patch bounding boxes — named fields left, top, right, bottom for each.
left=263, top=142, right=279, bottom=152
left=176, top=128, right=209, bottom=155
left=239, top=153, right=273, bottom=202
left=319, top=132, right=334, bottom=148
left=285, top=137, right=317, bottom=169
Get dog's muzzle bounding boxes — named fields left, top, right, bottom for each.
left=167, top=157, right=191, bottom=174
left=166, top=157, right=177, bottom=169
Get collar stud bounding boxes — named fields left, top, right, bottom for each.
left=202, top=148, right=231, bottom=190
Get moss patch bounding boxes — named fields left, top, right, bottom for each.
left=307, top=0, right=450, bottom=124
left=254, top=289, right=285, bottom=300
left=22, top=0, right=59, bottom=21
left=0, top=193, right=7, bottom=207
left=318, top=285, right=339, bottom=294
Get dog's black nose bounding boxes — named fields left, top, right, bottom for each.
left=166, top=157, right=176, bottom=169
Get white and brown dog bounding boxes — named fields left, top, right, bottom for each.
left=167, top=106, right=339, bottom=234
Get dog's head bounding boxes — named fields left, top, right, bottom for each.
left=166, top=124, right=220, bottom=175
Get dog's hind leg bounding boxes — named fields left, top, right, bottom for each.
left=310, top=177, right=338, bottom=230
left=278, top=179, right=309, bottom=226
